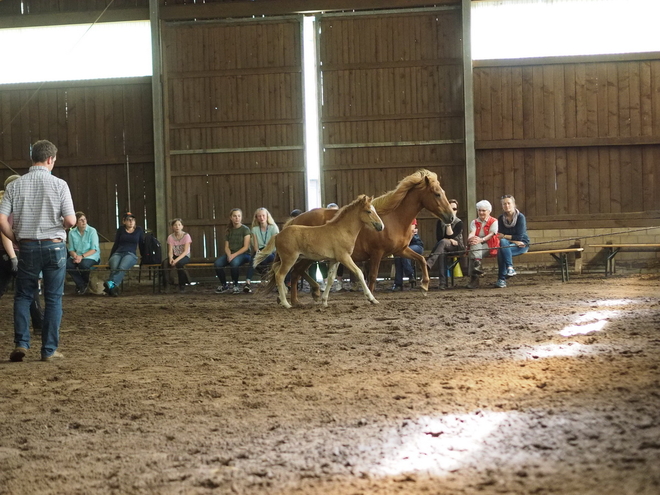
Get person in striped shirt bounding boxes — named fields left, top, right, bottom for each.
left=0, top=140, right=76, bottom=362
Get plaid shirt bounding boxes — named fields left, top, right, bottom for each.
left=0, top=166, right=75, bottom=241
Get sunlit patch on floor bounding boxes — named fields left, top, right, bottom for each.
left=521, top=342, right=592, bottom=359
left=594, top=299, right=632, bottom=307
left=371, top=412, right=508, bottom=476
left=560, top=310, right=620, bottom=337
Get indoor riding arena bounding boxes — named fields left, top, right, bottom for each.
left=1, top=1, right=659, bottom=495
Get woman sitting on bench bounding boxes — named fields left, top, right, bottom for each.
left=495, top=195, right=530, bottom=289
left=467, top=200, right=499, bottom=290
left=104, top=212, right=144, bottom=297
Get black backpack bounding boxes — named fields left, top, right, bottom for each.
left=141, top=231, right=162, bottom=265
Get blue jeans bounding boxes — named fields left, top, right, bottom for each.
left=214, top=252, right=251, bottom=285
left=66, top=257, right=98, bottom=290
left=497, top=238, right=529, bottom=280
left=394, top=244, right=424, bottom=286
left=14, top=240, right=67, bottom=358
left=247, top=252, right=275, bottom=281
left=108, top=252, right=138, bottom=286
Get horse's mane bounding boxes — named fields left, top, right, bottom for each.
left=371, top=169, right=438, bottom=215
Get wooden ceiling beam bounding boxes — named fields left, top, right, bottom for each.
left=0, top=8, right=149, bottom=29
left=161, top=0, right=458, bottom=21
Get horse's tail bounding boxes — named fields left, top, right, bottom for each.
left=253, top=235, right=277, bottom=267
left=257, top=259, right=281, bottom=295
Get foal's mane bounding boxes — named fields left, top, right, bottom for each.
left=371, top=169, right=438, bottom=215
left=327, top=194, right=368, bottom=224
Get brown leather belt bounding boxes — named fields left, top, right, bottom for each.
left=20, top=239, right=63, bottom=243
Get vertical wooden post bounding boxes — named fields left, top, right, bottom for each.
left=462, top=0, right=477, bottom=213
left=150, top=0, right=167, bottom=242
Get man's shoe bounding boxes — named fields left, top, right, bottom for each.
left=495, top=279, right=507, bottom=288
left=243, top=284, right=252, bottom=294
left=232, top=286, right=241, bottom=294
left=76, top=285, right=88, bottom=295
left=10, top=347, right=27, bottom=362
left=215, top=284, right=229, bottom=294
left=505, top=267, right=517, bottom=278
left=473, top=260, right=484, bottom=275
left=41, top=351, right=64, bottom=362
left=391, top=284, right=403, bottom=291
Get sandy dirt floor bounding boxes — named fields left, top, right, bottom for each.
left=1, top=272, right=659, bottom=495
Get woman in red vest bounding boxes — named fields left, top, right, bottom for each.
left=466, top=200, right=499, bottom=289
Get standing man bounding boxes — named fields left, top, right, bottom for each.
left=0, top=140, right=76, bottom=362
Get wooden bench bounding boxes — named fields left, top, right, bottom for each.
left=590, top=243, right=660, bottom=276
left=519, top=247, right=584, bottom=282
left=443, top=246, right=584, bottom=285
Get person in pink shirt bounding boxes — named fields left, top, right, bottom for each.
left=163, top=218, right=192, bottom=292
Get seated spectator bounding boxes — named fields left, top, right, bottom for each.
left=426, top=199, right=464, bottom=289
left=494, top=195, right=530, bottom=288
left=104, top=212, right=144, bottom=296
left=66, top=211, right=100, bottom=295
left=467, top=200, right=499, bottom=289
left=392, top=219, right=424, bottom=291
left=214, top=208, right=251, bottom=294
left=163, top=218, right=192, bottom=293
left=246, top=207, right=279, bottom=293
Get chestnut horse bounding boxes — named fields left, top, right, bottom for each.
left=254, top=195, right=384, bottom=308
left=272, top=169, right=455, bottom=305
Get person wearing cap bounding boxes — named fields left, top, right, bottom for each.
left=392, top=219, right=424, bottom=291
left=0, top=140, right=76, bottom=362
left=104, top=211, right=144, bottom=296
left=466, top=200, right=499, bottom=289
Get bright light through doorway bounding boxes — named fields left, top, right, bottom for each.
left=303, top=16, right=322, bottom=210
left=0, top=20, right=152, bottom=85
left=472, top=0, right=660, bottom=60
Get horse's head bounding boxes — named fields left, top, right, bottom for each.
left=357, top=195, right=384, bottom=232
left=418, top=172, right=455, bottom=224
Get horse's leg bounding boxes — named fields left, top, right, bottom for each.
left=300, top=262, right=321, bottom=302
left=366, top=256, right=383, bottom=292
left=322, top=262, right=339, bottom=307
left=275, top=257, right=296, bottom=309
left=399, top=246, right=430, bottom=293
left=290, top=260, right=314, bottom=305
left=339, top=256, right=378, bottom=305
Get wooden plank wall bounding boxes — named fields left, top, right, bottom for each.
left=0, top=79, right=155, bottom=243
left=318, top=7, right=466, bottom=245
left=162, top=18, right=305, bottom=259
left=474, top=57, right=660, bottom=228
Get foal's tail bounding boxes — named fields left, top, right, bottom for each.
left=258, top=259, right=281, bottom=295
left=253, top=235, right=277, bottom=267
